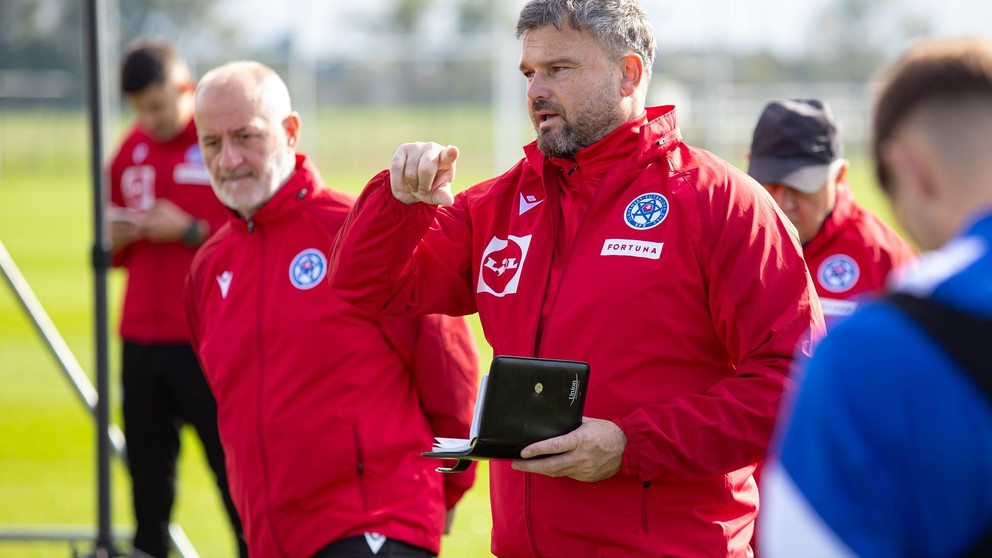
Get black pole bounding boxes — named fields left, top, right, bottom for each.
left=83, top=0, right=117, bottom=556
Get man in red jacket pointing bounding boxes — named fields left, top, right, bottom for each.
left=184, top=60, right=480, bottom=558
left=330, top=1, right=824, bottom=556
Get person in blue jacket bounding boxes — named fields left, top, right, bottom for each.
left=761, top=37, right=992, bottom=558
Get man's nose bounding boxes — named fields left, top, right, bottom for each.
left=217, top=141, right=242, bottom=170
left=527, top=73, right=550, bottom=102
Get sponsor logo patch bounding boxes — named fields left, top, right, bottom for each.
left=364, top=532, right=386, bottom=555
left=601, top=239, right=663, bottom=260
left=820, top=297, right=858, bottom=317
left=519, top=192, right=544, bottom=215
left=624, top=192, right=669, bottom=230
left=817, top=254, right=860, bottom=293
left=216, top=271, right=233, bottom=299
left=289, top=248, right=327, bottom=290
left=477, top=235, right=532, bottom=297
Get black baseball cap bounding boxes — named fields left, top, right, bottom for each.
left=747, top=99, right=843, bottom=194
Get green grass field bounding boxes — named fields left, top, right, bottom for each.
left=0, top=106, right=900, bottom=557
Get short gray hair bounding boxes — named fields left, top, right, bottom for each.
left=516, top=0, right=656, bottom=76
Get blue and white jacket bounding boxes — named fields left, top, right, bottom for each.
left=762, top=212, right=992, bottom=558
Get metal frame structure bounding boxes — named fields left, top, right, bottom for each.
left=0, top=1, right=199, bottom=555
left=0, top=240, right=199, bottom=558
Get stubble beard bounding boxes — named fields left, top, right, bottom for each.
left=533, top=81, right=625, bottom=160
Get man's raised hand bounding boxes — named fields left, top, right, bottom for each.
left=389, top=142, right=458, bottom=205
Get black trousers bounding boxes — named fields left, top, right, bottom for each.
left=312, top=534, right=434, bottom=558
left=122, top=342, right=247, bottom=557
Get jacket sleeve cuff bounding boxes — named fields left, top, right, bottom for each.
left=443, top=461, right=477, bottom=509
left=371, top=173, right=440, bottom=224
left=615, top=415, right=662, bottom=482
left=614, top=417, right=638, bottom=478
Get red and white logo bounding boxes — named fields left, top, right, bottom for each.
left=477, top=235, right=531, bottom=297
left=121, top=165, right=155, bottom=211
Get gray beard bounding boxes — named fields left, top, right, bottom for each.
left=535, top=106, right=624, bottom=160
left=537, top=124, right=586, bottom=159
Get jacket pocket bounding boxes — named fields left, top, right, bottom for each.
left=641, top=481, right=651, bottom=534
left=353, top=424, right=368, bottom=513
left=267, top=420, right=364, bottom=516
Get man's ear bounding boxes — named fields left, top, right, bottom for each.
left=177, top=79, right=196, bottom=98
left=882, top=138, right=935, bottom=200
left=283, top=112, right=301, bottom=148
left=619, top=54, right=644, bottom=97
left=835, top=160, right=850, bottom=185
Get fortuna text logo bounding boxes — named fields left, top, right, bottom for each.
left=519, top=193, right=544, bottom=215
left=601, top=239, right=663, bottom=260
left=216, top=271, right=233, bottom=298
left=477, top=235, right=532, bottom=297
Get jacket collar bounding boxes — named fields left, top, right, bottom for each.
left=136, top=117, right=198, bottom=147
left=522, top=105, right=682, bottom=178
left=229, top=154, right=322, bottom=232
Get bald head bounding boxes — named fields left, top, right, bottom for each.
left=196, top=61, right=293, bottom=124
left=194, top=61, right=301, bottom=218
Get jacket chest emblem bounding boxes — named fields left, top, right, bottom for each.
left=289, top=248, right=327, bottom=290
left=624, top=192, right=669, bottom=230
left=817, top=254, right=859, bottom=293
left=477, top=235, right=532, bottom=297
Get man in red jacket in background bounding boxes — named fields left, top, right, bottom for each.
left=184, top=60, right=480, bottom=558
left=748, top=99, right=917, bottom=328
left=107, top=40, right=245, bottom=558
left=745, top=98, right=916, bottom=557
left=330, top=1, right=823, bottom=556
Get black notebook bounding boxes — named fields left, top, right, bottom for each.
left=422, top=355, right=590, bottom=473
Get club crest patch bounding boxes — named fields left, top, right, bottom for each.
left=132, top=143, right=149, bottom=164
left=289, top=248, right=327, bottom=290
left=477, top=235, right=532, bottom=297
left=174, top=144, right=211, bottom=185
left=184, top=144, right=204, bottom=164
left=624, top=192, right=669, bottom=230
left=817, top=254, right=860, bottom=293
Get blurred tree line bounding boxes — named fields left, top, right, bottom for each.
left=0, top=0, right=932, bottom=107
left=0, top=0, right=229, bottom=106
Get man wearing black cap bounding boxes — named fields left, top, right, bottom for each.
left=748, top=99, right=915, bottom=326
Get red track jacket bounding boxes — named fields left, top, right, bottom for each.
left=331, top=107, right=824, bottom=557
left=185, top=156, right=479, bottom=558
left=109, top=119, right=228, bottom=342
left=803, top=184, right=916, bottom=325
